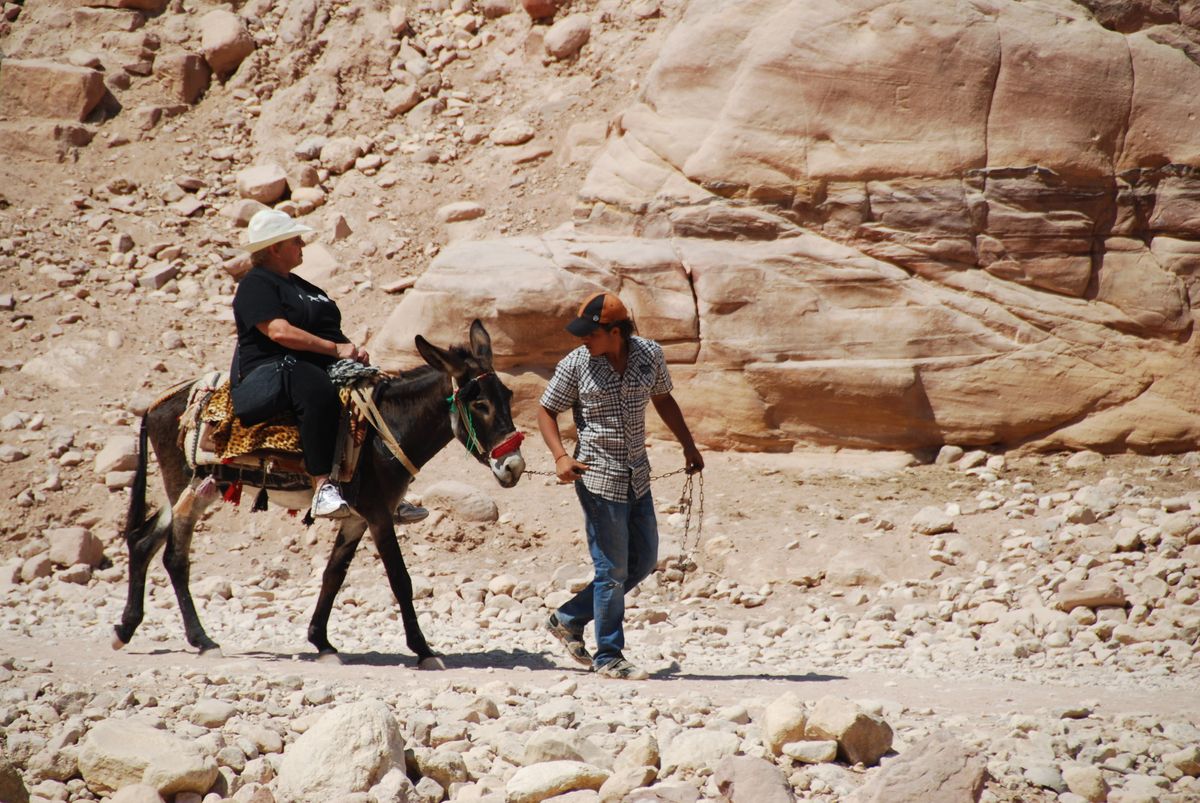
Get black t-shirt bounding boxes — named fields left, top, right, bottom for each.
left=232, top=266, right=347, bottom=378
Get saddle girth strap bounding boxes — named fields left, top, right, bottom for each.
left=349, top=385, right=420, bottom=478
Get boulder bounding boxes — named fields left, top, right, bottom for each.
left=384, top=84, right=422, bottom=117
left=712, top=756, right=794, bottom=803
left=521, top=0, right=562, bottom=19
left=910, top=506, right=955, bottom=535
left=848, top=732, right=986, bottom=802
left=524, top=728, right=612, bottom=770
left=660, top=729, right=740, bottom=775
left=422, top=480, right=499, bottom=522
left=0, top=751, right=29, bottom=803
left=142, top=750, right=220, bottom=796
left=1061, top=764, right=1110, bottom=802
left=276, top=699, right=406, bottom=802
left=95, top=435, right=138, bottom=474
left=236, top=164, right=289, bottom=205
left=78, top=719, right=216, bottom=795
left=156, top=52, right=210, bottom=104
left=805, top=697, right=893, bottom=767
left=189, top=698, right=237, bottom=728
left=320, top=137, right=364, bottom=175
left=544, top=14, right=590, bottom=60
left=46, top=527, right=104, bottom=568
left=0, top=59, right=105, bottom=121
left=200, top=10, right=254, bottom=78
left=782, top=740, right=838, bottom=764
left=506, top=761, right=608, bottom=803
left=760, top=692, right=807, bottom=755
left=599, top=765, right=657, bottom=803
left=1055, top=579, right=1126, bottom=611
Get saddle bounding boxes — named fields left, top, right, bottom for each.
left=179, top=372, right=368, bottom=489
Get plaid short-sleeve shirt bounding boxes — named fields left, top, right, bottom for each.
left=540, top=336, right=673, bottom=502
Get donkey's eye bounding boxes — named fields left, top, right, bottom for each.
left=470, top=400, right=491, bottom=415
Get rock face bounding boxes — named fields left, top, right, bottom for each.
left=276, top=699, right=406, bottom=802
left=376, top=0, right=1200, bottom=454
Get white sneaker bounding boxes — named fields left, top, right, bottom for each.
left=395, top=501, right=429, bottom=524
left=311, top=482, right=350, bottom=519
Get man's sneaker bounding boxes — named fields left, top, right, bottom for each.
left=594, top=657, right=649, bottom=680
left=545, top=613, right=591, bottom=667
left=311, top=481, right=350, bottom=519
left=395, top=501, right=429, bottom=524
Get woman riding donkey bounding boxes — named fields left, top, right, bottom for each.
left=233, top=209, right=423, bottom=523
left=538, top=292, right=704, bottom=680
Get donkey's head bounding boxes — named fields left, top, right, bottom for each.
left=415, top=320, right=526, bottom=488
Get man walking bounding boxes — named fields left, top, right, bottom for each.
left=538, top=291, right=703, bottom=679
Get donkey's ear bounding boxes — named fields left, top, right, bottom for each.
left=415, top=335, right=465, bottom=375
left=469, top=319, right=493, bottom=363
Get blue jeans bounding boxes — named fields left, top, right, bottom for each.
left=556, top=482, right=659, bottom=667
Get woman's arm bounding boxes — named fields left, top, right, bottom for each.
left=256, top=319, right=367, bottom=362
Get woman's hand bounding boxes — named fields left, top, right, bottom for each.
left=335, top=342, right=369, bottom=364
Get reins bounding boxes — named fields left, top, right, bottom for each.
left=349, top=384, right=421, bottom=477
left=447, top=372, right=526, bottom=460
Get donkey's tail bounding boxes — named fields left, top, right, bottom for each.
left=123, top=415, right=153, bottom=537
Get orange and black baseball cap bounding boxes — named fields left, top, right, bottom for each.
left=566, top=292, right=629, bottom=336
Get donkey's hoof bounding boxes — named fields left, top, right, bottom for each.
left=111, top=634, right=127, bottom=651
left=417, top=655, right=446, bottom=671
left=198, top=645, right=223, bottom=658
left=317, top=651, right=344, bottom=665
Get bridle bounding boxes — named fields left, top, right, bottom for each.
left=446, top=371, right=524, bottom=461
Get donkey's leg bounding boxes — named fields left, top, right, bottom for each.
left=160, top=484, right=221, bottom=653
left=113, top=508, right=172, bottom=648
left=368, top=517, right=441, bottom=669
left=308, top=518, right=367, bottom=657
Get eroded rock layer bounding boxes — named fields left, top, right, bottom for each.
left=378, top=0, right=1200, bottom=453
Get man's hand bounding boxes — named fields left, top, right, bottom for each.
left=684, top=445, right=704, bottom=474
left=555, top=455, right=589, bottom=484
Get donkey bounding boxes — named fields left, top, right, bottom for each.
left=114, top=320, right=525, bottom=669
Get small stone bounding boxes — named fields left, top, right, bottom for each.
left=1062, top=764, right=1109, bottom=802
left=910, top=506, right=955, bottom=535
left=782, top=740, right=838, bottom=764
left=490, top=116, right=535, bottom=146
left=436, top=201, right=485, bottom=223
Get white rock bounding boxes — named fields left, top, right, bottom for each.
left=46, top=527, right=104, bottom=568
left=276, top=700, right=406, bottom=802
left=490, top=116, right=535, bottom=146
left=660, top=729, right=740, bottom=775
left=235, top=164, right=288, bottom=205
left=190, top=699, right=237, bottom=728
left=910, top=506, right=955, bottom=535
left=805, top=696, right=893, bottom=767
left=199, top=10, right=254, bottom=77
left=506, top=761, right=608, bottom=803
left=78, top=720, right=216, bottom=796
left=437, top=201, right=485, bottom=223
left=760, top=692, right=807, bottom=755
left=95, top=435, right=138, bottom=474
left=544, top=13, right=591, bottom=60
left=782, top=740, right=838, bottom=763
left=423, top=480, right=499, bottom=522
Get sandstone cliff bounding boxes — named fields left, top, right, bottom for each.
left=377, top=0, right=1200, bottom=453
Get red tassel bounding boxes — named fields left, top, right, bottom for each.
left=222, top=481, right=243, bottom=506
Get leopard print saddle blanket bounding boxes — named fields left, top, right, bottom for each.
left=179, top=372, right=367, bottom=483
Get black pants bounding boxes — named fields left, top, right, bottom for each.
left=283, top=360, right=341, bottom=476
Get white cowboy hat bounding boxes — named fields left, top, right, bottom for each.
left=243, top=209, right=316, bottom=253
